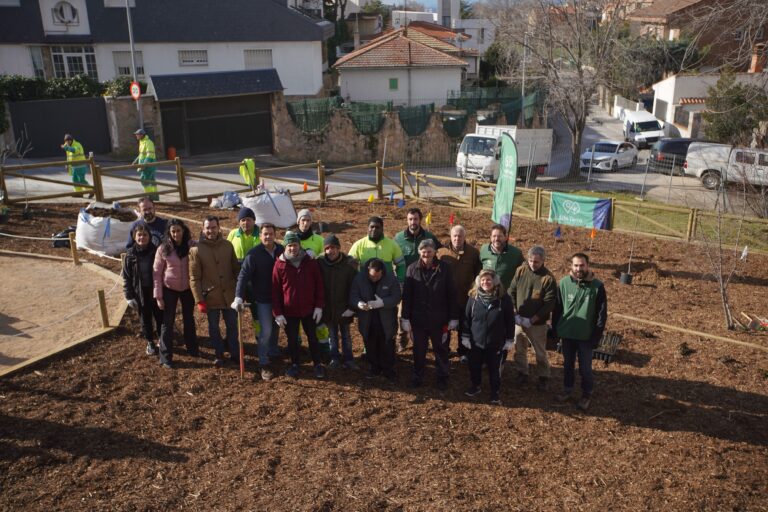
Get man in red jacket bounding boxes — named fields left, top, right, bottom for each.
left=272, top=231, right=326, bottom=379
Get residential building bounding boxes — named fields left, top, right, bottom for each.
left=0, top=0, right=333, bottom=96
left=454, top=18, right=496, bottom=57
left=437, top=0, right=460, bottom=28
left=333, top=28, right=467, bottom=106
left=391, top=10, right=438, bottom=29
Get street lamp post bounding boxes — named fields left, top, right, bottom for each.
left=125, top=0, right=143, bottom=129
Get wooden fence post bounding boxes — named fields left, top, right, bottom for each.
left=68, top=231, right=80, bottom=265
left=97, top=290, right=109, bottom=328
left=610, top=198, right=616, bottom=229
left=686, top=208, right=698, bottom=241
left=317, top=160, right=326, bottom=201
left=414, top=171, right=420, bottom=198
left=175, top=157, right=188, bottom=202
left=92, top=164, right=104, bottom=202
left=399, top=163, right=405, bottom=196
left=0, top=165, right=8, bottom=204
left=470, top=179, right=477, bottom=208
left=375, top=160, right=383, bottom=199
left=534, top=187, right=542, bottom=220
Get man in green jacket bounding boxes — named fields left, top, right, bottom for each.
left=393, top=207, right=441, bottom=352
left=509, top=245, right=557, bottom=390
left=552, top=252, right=608, bottom=411
left=479, top=223, right=523, bottom=290
left=61, top=134, right=92, bottom=196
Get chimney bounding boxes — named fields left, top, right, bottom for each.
left=750, top=43, right=766, bottom=73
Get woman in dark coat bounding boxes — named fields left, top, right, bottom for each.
left=349, top=258, right=402, bottom=381
left=122, top=222, right=163, bottom=363
left=461, top=268, right=515, bottom=405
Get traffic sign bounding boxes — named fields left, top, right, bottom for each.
left=130, top=81, right=141, bottom=100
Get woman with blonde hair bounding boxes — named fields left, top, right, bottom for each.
left=460, top=268, right=515, bottom=405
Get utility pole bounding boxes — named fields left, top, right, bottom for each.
left=125, top=0, right=143, bottom=129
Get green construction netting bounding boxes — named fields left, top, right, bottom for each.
left=501, top=98, right=522, bottom=125
left=348, top=101, right=390, bottom=135
left=441, top=113, right=469, bottom=138
left=446, top=87, right=521, bottom=113
left=523, top=92, right=537, bottom=128
left=286, top=97, right=342, bottom=134
left=397, top=104, right=434, bottom=137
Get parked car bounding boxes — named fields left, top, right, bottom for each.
left=623, top=110, right=664, bottom=148
left=684, top=142, right=768, bottom=189
left=580, top=141, right=638, bottom=172
left=649, top=138, right=696, bottom=175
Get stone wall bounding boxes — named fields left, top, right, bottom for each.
left=104, top=96, right=164, bottom=159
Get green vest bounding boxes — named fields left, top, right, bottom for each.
left=556, top=275, right=603, bottom=341
left=479, top=243, right=523, bottom=290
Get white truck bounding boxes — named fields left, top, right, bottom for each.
left=684, top=142, right=768, bottom=190
left=622, top=110, right=665, bottom=149
left=455, top=125, right=554, bottom=184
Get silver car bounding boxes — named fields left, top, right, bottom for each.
left=580, top=140, right=638, bottom=172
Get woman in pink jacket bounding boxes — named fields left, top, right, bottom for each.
left=153, top=219, right=198, bottom=366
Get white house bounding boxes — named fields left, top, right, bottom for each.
left=454, top=18, right=496, bottom=57
left=0, top=0, right=333, bottom=97
left=651, top=72, right=766, bottom=137
left=334, top=29, right=466, bottom=106
left=391, top=10, right=438, bottom=29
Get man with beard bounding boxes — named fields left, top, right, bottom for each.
left=552, top=253, right=607, bottom=411
left=127, top=197, right=167, bottom=248
left=479, top=223, right=523, bottom=291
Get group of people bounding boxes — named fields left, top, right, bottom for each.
left=61, top=129, right=158, bottom=199
left=122, top=197, right=607, bottom=410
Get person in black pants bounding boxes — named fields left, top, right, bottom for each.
left=461, top=269, right=515, bottom=405
left=122, top=222, right=163, bottom=361
left=401, top=239, right=460, bottom=390
left=153, top=219, right=198, bottom=367
left=350, top=258, right=402, bottom=381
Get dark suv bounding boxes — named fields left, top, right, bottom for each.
left=649, top=138, right=696, bottom=175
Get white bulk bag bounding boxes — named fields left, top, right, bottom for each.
left=241, top=191, right=297, bottom=229
left=75, top=209, right=134, bottom=256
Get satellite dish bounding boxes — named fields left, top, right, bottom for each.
left=52, top=1, right=78, bottom=24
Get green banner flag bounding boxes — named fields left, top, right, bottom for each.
left=491, top=133, right=518, bottom=229
left=548, top=192, right=612, bottom=229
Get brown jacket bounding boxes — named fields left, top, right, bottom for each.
left=508, top=263, right=557, bottom=325
left=437, top=242, right=482, bottom=309
left=189, top=236, right=240, bottom=308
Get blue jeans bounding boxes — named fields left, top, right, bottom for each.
left=207, top=308, right=238, bottom=360
left=561, top=338, right=594, bottom=396
left=255, top=302, right=280, bottom=367
left=329, top=322, right=353, bottom=362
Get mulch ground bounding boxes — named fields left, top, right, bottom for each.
left=0, top=199, right=766, bottom=511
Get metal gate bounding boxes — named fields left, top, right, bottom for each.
left=8, top=97, right=110, bottom=157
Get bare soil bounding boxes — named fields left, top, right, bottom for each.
left=0, top=200, right=766, bottom=511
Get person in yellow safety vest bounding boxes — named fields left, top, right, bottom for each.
left=133, top=128, right=159, bottom=201
left=61, top=134, right=93, bottom=197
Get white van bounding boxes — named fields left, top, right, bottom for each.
left=455, top=125, right=553, bottom=184
left=623, top=110, right=664, bottom=149
left=684, top=142, right=768, bottom=189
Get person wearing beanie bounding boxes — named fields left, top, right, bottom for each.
left=227, top=207, right=260, bottom=262
left=272, top=229, right=326, bottom=379
left=348, top=216, right=406, bottom=284
left=318, top=234, right=359, bottom=370
left=296, top=209, right=324, bottom=258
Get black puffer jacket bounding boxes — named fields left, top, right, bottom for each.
left=122, top=242, right=158, bottom=305
left=462, top=294, right=515, bottom=350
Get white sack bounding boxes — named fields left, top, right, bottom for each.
left=75, top=209, right=134, bottom=256
left=241, top=191, right=297, bottom=229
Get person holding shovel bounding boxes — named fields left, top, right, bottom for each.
left=133, top=128, right=159, bottom=201
left=122, top=222, right=164, bottom=364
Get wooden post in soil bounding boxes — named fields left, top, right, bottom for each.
left=68, top=232, right=80, bottom=265
left=97, top=290, right=109, bottom=328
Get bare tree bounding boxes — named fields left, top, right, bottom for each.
left=478, top=0, right=628, bottom=178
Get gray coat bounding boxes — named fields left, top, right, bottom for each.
left=349, top=260, right=402, bottom=342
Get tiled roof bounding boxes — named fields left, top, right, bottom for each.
left=150, top=69, right=283, bottom=101
left=628, top=0, right=704, bottom=20
left=406, top=21, right=471, bottom=43
left=334, top=30, right=468, bottom=69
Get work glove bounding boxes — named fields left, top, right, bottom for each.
left=514, top=314, right=524, bottom=326
left=197, top=302, right=208, bottom=314
left=274, top=315, right=287, bottom=328
left=461, top=336, right=471, bottom=350
left=521, top=317, right=532, bottom=329
left=367, top=294, right=384, bottom=309
left=357, top=301, right=370, bottom=311
left=156, top=299, right=164, bottom=310
left=400, top=318, right=412, bottom=332
left=231, top=297, right=244, bottom=312
left=448, top=319, right=459, bottom=330
left=312, top=307, right=323, bottom=323
left=126, top=299, right=138, bottom=309
left=502, top=339, right=514, bottom=351
left=341, top=309, right=355, bottom=318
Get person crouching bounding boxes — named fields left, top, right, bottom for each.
left=461, top=269, right=515, bottom=405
